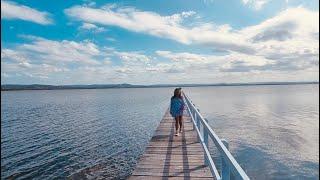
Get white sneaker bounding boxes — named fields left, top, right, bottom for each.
left=175, top=133, right=179, bottom=136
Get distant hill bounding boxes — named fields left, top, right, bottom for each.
left=1, top=84, right=146, bottom=91
left=1, top=81, right=318, bottom=91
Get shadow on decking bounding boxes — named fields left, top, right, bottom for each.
left=170, top=165, right=207, bottom=178
left=161, top=121, right=193, bottom=180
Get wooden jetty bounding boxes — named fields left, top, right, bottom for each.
left=129, top=93, right=250, bottom=180
left=129, top=109, right=213, bottom=179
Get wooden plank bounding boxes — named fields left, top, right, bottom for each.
left=128, top=108, right=214, bottom=179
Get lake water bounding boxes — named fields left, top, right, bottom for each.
left=1, top=85, right=319, bottom=179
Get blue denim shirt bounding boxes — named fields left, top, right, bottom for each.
left=170, top=97, right=185, bottom=117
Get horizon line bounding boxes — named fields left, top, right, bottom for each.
left=1, top=81, right=319, bottom=86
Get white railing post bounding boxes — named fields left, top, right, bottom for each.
left=192, top=110, right=195, bottom=130
left=196, top=111, right=200, bottom=130
left=221, top=139, right=230, bottom=180
left=204, top=118, right=209, bottom=165
left=196, top=114, right=201, bottom=142
left=194, top=112, right=200, bottom=141
left=191, top=105, right=195, bottom=130
left=197, top=109, right=201, bottom=128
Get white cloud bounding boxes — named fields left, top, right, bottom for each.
left=242, top=7, right=319, bottom=42
left=1, top=36, right=107, bottom=82
left=106, top=49, right=155, bottom=74
left=65, top=6, right=193, bottom=43
left=155, top=50, right=276, bottom=73
left=1, top=0, right=53, bottom=25
left=80, top=22, right=98, bottom=29
left=242, top=0, right=270, bottom=10
left=103, top=58, right=112, bottom=65
left=1, top=37, right=156, bottom=83
left=64, top=4, right=318, bottom=59
left=79, top=22, right=106, bottom=32
left=65, top=5, right=254, bottom=54
left=114, top=51, right=150, bottom=64
left=1, top=60, right=69, bottom=80
left=240, top=7, right=319, bottom=73
left=17, top=36, right=101, bottom=65
left=1, top=49, right=30, bottom=63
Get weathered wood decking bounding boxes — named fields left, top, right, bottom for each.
left=129, top=108, right=214, bottom=179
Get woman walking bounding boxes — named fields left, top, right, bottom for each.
left=170, top=88, right=185, bottom=136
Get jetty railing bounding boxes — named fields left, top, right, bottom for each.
left=183, top=92, right=250, bottom=180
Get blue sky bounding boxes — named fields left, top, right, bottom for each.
left=1, top=0, right=319, bottom=85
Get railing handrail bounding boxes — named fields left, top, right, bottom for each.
left=183, top=92, right=250, bottom=180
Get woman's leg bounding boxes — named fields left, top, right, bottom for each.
left=179, top=116, right=183, bottom=132
left=175, top=117, right=179, bottom=134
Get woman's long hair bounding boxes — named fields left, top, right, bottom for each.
left=172, top=88, right=182, bottom=99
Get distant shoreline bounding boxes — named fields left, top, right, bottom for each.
left=1, top=82, right=318, bottom=91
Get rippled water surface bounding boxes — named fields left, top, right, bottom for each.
left=1, top=85, right=319, bottom=179
left=1, top=88, right=171, bottom=179
left=184, top=84, right=319, bottom=179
